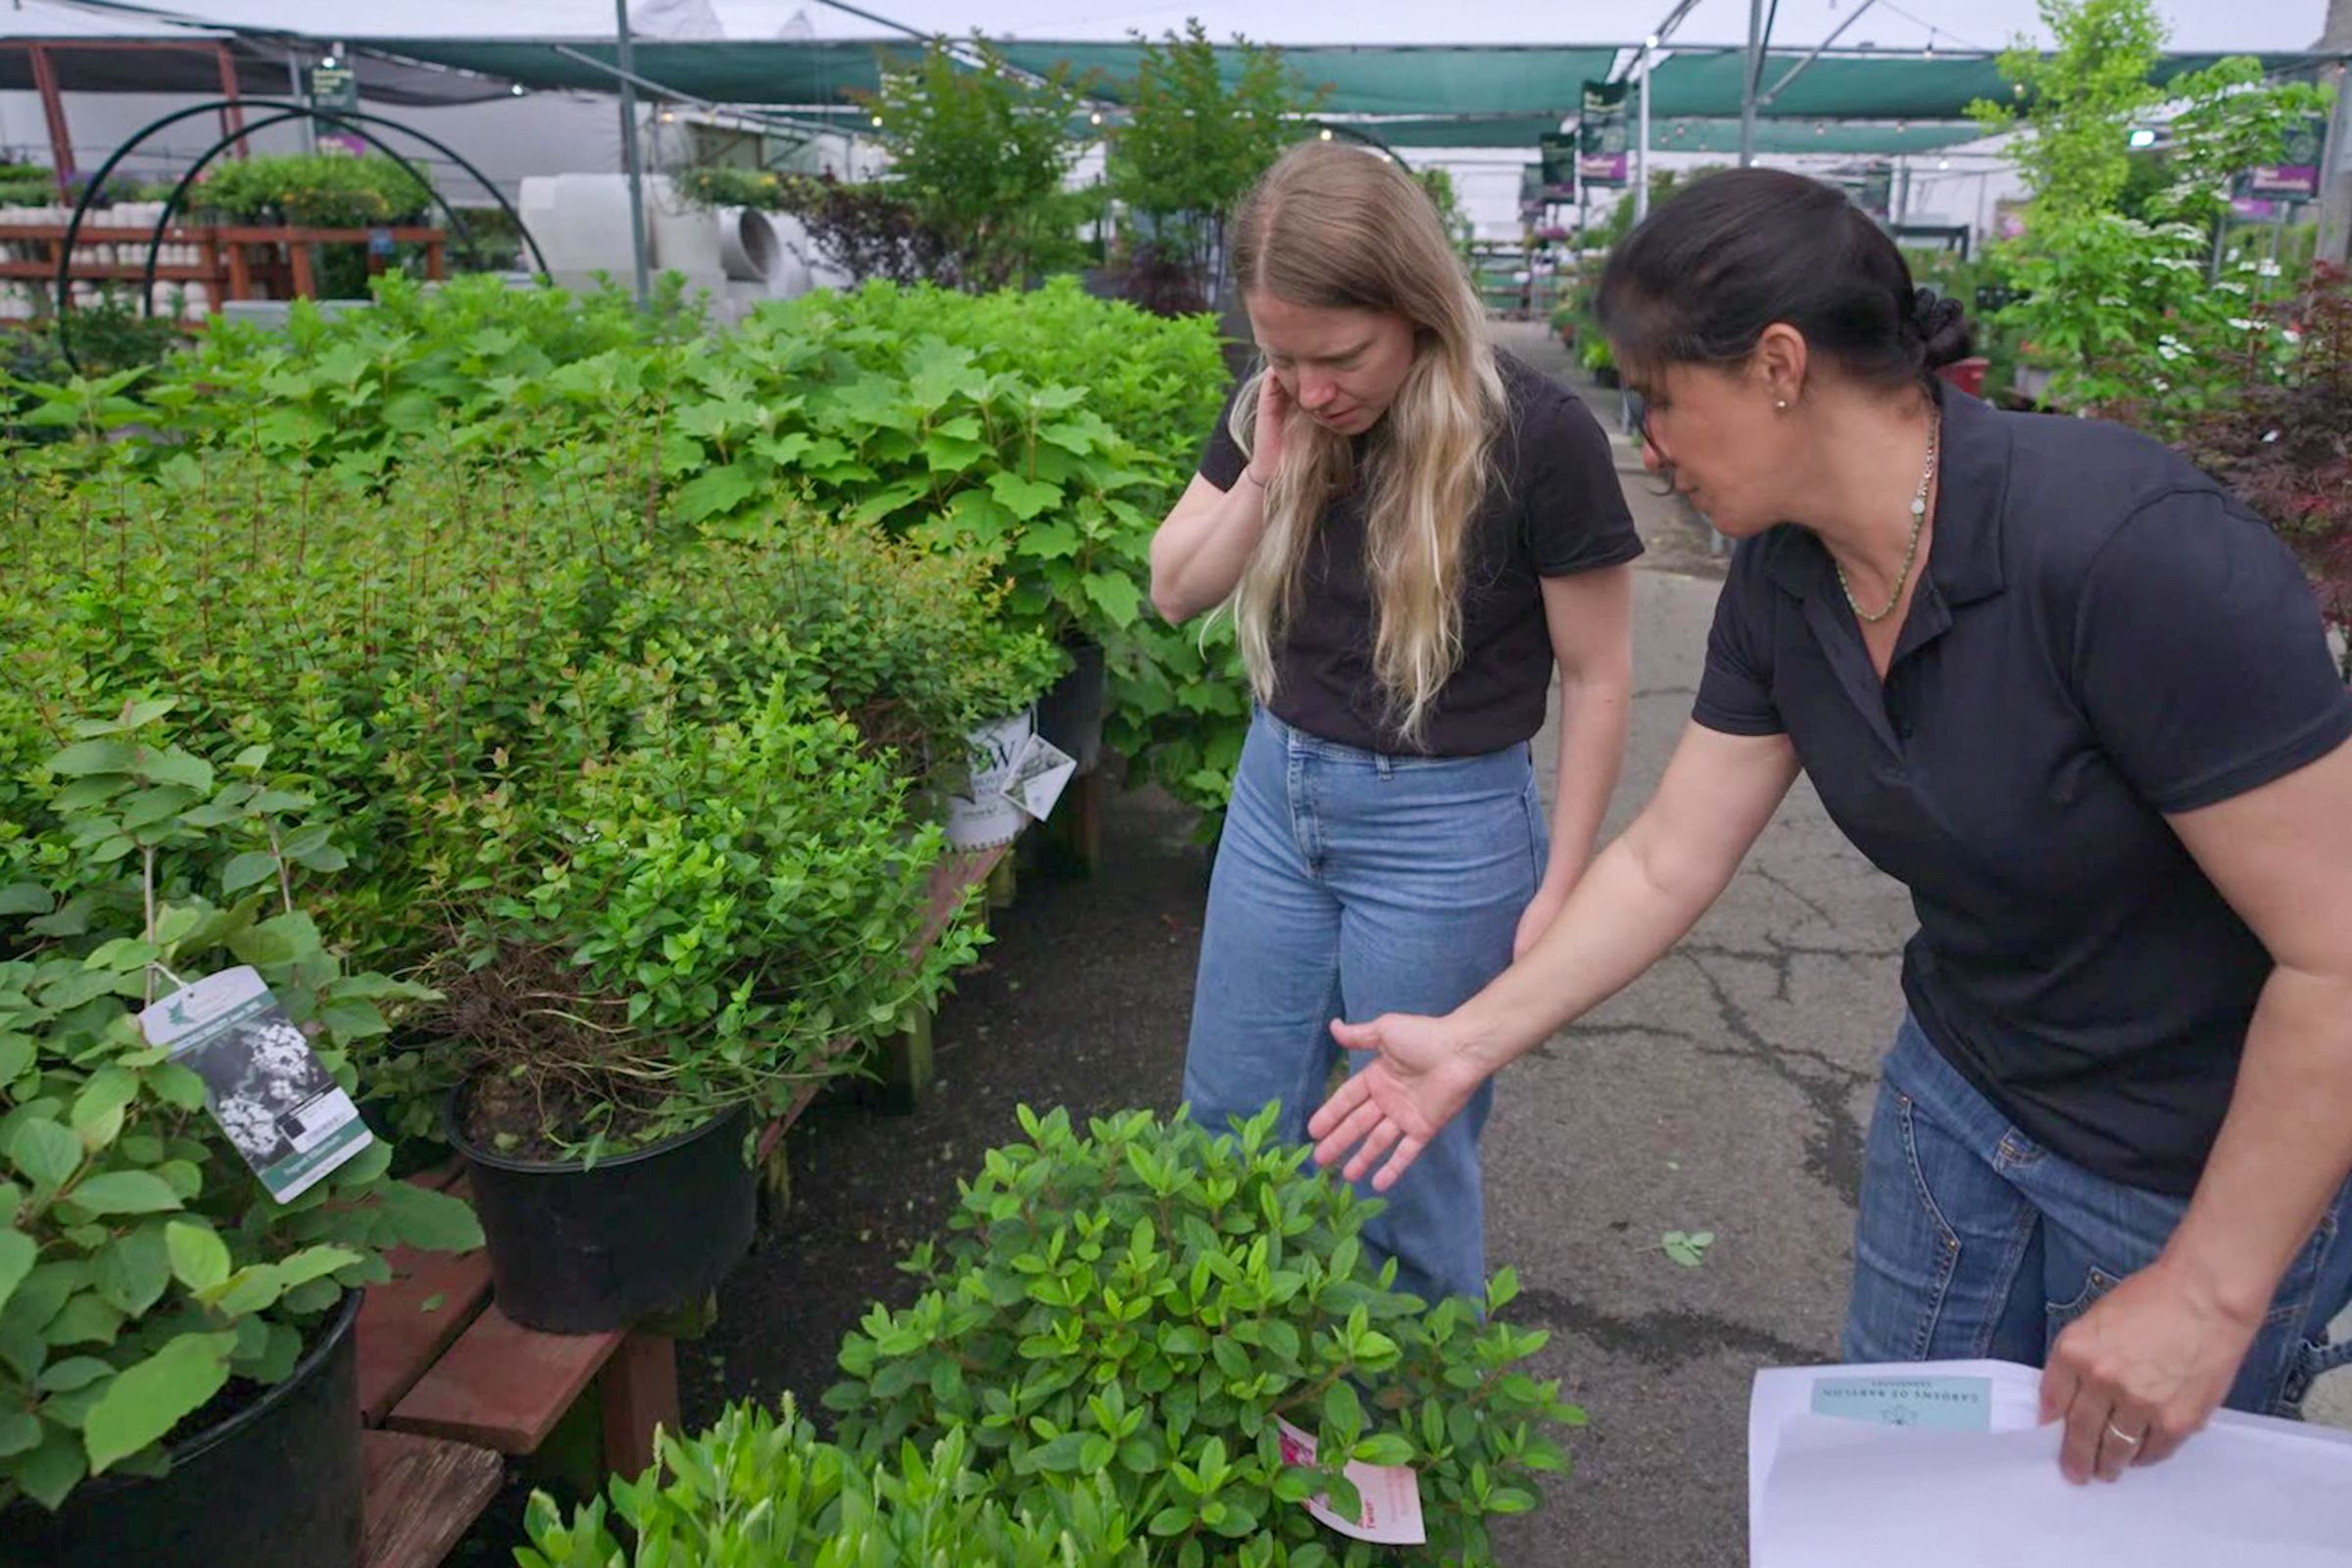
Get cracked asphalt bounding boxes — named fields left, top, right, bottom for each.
left=645, top=324, right=2349, bottom=1568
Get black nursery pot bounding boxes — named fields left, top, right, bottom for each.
left=446, top=1092, right=757, bottom=1335
left=1034, top=639, right=1108, bottom=776
left=0, top=1287, right=365, bottom=1568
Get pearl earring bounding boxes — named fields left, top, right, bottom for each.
left=1775, top=398, right=1789, bottom=411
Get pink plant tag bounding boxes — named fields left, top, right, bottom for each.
left=1274, top=1416, right=1427, bottom=1545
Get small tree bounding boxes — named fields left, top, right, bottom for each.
left=1969, top=0, right=2332, bottom=427
left=1106, top=22, right=1323, bottom=310
left=863, top=36, right=1090, bottom=290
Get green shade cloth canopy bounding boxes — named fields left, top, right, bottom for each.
left=357, top=36, right=2342, bottom=140
left=1643, top=48, right=2342, bottom=121
left=1343, top=115, right=1986, bottom=153
left=997, top=42, right=1622, bottom=116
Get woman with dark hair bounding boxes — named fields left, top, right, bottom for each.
left=1308, top=167, right=2352, bottom=1483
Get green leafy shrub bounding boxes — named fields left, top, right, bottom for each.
left=0, top=711, right=481, bottom=1512
left=825, top=1105, right=1580, bottom=1566
left=0, top=447, right=1044, bottom=1144
left=422, top=688, right=979, bottom=1160
left=186, top=151, right=434, bottom=228
left=518, top=1396, right=1149, bottom=1567
left=7, top=270, right=1248, bottom=822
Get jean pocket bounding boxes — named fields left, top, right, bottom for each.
left=2045, top=1264, right=2124, bottom=1334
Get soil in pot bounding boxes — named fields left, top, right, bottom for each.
left=0, top=1288, right=365, bottom=1568
left=450, top=1088, right=758, bottom=1336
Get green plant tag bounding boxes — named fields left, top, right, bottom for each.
left=136, top=966, right=372, bottom=1203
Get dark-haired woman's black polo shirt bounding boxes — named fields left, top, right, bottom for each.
left=1693, top=387, right=2352, bottom=1196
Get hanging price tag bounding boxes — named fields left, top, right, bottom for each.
left=138, top=966, right=372, bottom=1203
left=999, top=732, right=1078, bottom=822
left=1274, top=1417, right=1428, bottom=1545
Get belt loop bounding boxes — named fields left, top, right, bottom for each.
left=1375, top=753, right=1394, bottom=781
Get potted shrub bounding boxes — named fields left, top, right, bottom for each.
left=421, top=686, right=977, bottom=1334
left=1548, top=301, right=1578, bottom=349
left=1578, top=331, right=1619, bottom=388
left=0, top=710, right=481, bottom=1567
left=518, top=1396, right=1149, bottom=1566
left=825, top=1104, right=1581, bottom=1565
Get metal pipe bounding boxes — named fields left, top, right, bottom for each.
left=1760, top=0, right=1881, bottom=107
left=1740, top=0, right=1766, bottom=167
left=1635, top=37, right=1653, bottom=222
left=614, top=0, right=652, bottom=309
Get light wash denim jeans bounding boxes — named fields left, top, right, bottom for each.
left=1844, top=1013, right=2352, bottom=1416
left=1183, top=708, right=1547, bottom=1307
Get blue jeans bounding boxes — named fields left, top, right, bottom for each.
left=1184, top=709, right=1547, bottom=1307
left=1844, top=1014, right=2352, bottom=1415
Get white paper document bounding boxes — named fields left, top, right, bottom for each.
left=1749, top=1360, right=2352, bottom=1567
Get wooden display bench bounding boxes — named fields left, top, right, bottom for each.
left=0, top=221, right=448, bottom=315
left=352, top=843, right=1011, bottom=1566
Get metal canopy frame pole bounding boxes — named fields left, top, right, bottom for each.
left=1739, top=0, right=1766, bottom=166
left=26, top=43, right=75, bottom=197
left=1759, top=0, right=1881, bottom=110
left=614, top=0, right=653, bottom=308
left=1635, top=38, right=1652, bottom=221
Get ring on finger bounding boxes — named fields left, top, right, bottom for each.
left=2105, top=1421, right=2145, bottom=1449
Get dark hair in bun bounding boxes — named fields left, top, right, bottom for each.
left=1597, top=167, right=1973, bottom=391
left=1908, top=287, right=1973, bottom=369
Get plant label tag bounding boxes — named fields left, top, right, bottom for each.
left=1274, top=1416, right=1427, bottom=1545
left=137, top=965, right=372, bottom=1203
left=1809, top=1374, right=1992, bottom=1432
left=999, top=733, right=1077, bottom=822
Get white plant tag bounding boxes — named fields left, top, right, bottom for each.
left=999, top=732, right=1078, bottom=822
left=1274, top=1416, right=1428, bottom=1545
left=138, top=965, right=372, bottom=1203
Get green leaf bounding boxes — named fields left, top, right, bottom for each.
left=64, top=1171, right=183, bottom=1217
left=1323, top=1379, right=1363, bottom=1444
left=672, top=463, right=760, bottom=523
left=0, top=1409, right=42, bottom=1457
left=374, top=1181, right=485, bottom=1253
left=46, top=739, right=138, bottom=777
left=135, top=748, right=214, bottom=792
left=0, top=1231, right=35, bottom=1314
left=82, top=1332, right=237, bottom=1474
left=274, top=1246, right=361, bottom=1289
left=10, top=1118, right=81, bottom=1188
left=1014, top=519, right=1080, bottom=560
left=93, top=1228, right=172, bottom=1316
left=1661, top=1229, right=1713, bottom=1268
left=166, top=1221, right=231, bottom=1293
left=987, top=472, right=1063, bottom=521
left=0, top=883, right=53, bottom=917
left=220, top=851, right=280, bottom=896
left=318, top=998, right=388, bottom=1040
left=17, top=1424, right=85, bottom=1509
left=1081, top=570, right=1145, bottom=629
left=71, top=1068, right=138, bottom=1150
left=1351, top=1433, right=1415, bottom=1466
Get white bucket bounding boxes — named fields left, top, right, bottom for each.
left=945, top=709, right=1036, bottom=851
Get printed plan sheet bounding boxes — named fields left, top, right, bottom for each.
left=1748, top=1360, right=2352, bottom=1566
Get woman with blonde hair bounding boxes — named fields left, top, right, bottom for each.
left=1149, top=141, right=1641, bottom=1305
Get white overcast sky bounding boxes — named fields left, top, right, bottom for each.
left=10, top=0, right=2334, bottom=54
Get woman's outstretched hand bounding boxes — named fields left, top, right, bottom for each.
left=1309, top=1013, right=1491, bottom=1192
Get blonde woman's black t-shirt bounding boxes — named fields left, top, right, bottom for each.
left=1196, top=352, right=1641, bottom=757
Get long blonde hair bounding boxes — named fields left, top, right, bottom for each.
left=1226, top=141, right=1505, bottom=747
